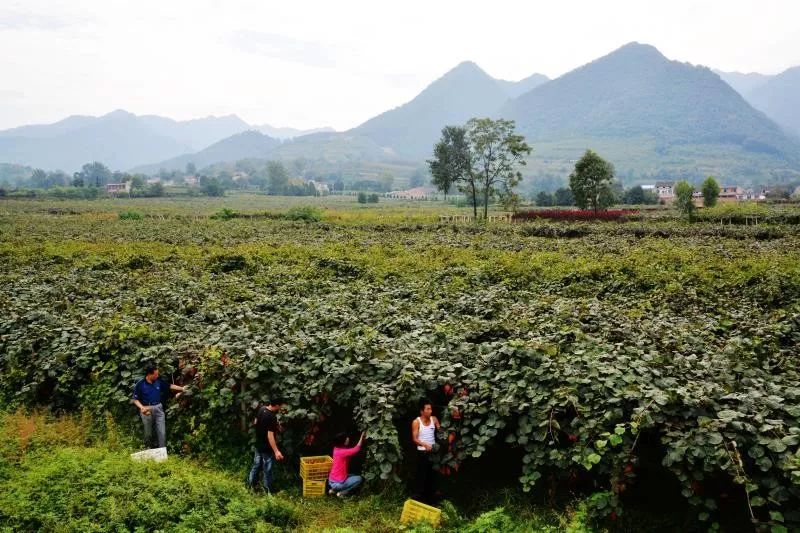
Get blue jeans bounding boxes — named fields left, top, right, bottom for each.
left=329, top=474, right=363, bottom=496
left=248, top=451, right=275, bottom=492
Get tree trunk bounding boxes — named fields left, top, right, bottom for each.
left=470, top=182, right=478, bottom=219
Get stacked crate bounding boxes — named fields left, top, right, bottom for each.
left=299, top=455, right=333, bottom=498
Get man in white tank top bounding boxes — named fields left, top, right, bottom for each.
left=411, top=399, right=440, bottom=504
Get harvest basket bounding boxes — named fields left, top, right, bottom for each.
left=302, top=477, right=327, bottom=498
left=400, top=499, right=441, bottom=527
left=299, top=455, right=333, bottom=481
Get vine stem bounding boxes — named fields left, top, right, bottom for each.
left=547, top=407, right=557, bottom=443
left=628, top=398, right=656, bottom=455
left=725, top=439, right=756, bottom=522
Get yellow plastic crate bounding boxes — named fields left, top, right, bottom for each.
left=299, top=455, right=333, bottom=481
left=302, top=478, right=326, bottom=498
left=400, top=499, right=441, bottom=527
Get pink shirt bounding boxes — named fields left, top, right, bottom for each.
left=329, top=443, right=361, bottom=483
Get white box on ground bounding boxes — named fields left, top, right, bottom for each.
left=131, top=447, right=168, bottom=463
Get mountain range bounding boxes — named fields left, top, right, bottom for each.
left=2, top=42, right=800, bottom=185
left=343, top=43, right=800, bottom=183
left=746, top=67, right=800, bottom=138
left=714, top=70, right=773, bottom=98
left=716, top=68, right=800, bottom=138
left=351, top=62, right=549, bottom=158
left=0, top=111, right=332, bottom=172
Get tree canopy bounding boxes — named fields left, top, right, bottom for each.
left=429, top=120, right=531, bottom=218
left=267, top=161, right=289, bottom=195
left=428, top=126, right=471, bottom=205
left=674, top=180, right=696, bottom=220
left=569, top=150, right=615, bottom=212
left=466, top=118, right=532, bottom=219
left=701, top=176, right=720, bottom=207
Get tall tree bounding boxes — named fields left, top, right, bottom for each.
left=535, top=191, right=554, bottom=207
left=29, top=169, right=48, bottom=188
left=48, top=171, right=69, bottom=188
left=466, top=118, right=531, bottom=219
left=379, top=172, right=394, bottom=192
left=185, top=162, right=197, bottom=176
left=674, top=180, right=696, bottom=221
left=291, top=157, right=308, bottom=178
left=408, top=168, right=427, bottom=188
left=554, top=187, right=575, bottom=206
left=701, top=176, right=720, bottom=208
left=569, top=150, right=615, bottom=213
left=77, top=162, right=112, bottom=188
left=200, top=176, right=225, bottom=197
left=267, top=161, right=289, bottom=195
left=623, top=185, right=646, bottom=205
left=428, top=126, right=471, bottom=206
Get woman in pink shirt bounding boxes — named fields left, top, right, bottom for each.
left=328, top=430, right=366, bottom=497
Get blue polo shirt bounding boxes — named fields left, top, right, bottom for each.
left=133, top=377, right=168, bottom=406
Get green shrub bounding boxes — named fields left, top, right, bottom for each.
left=118, top=210, right=143, bottom=220
left=282, top=206, right=322, bottom=222
left=0, top=446, right=299, bottom=532
left=211, top=207, right=237, bottom=220
left=462, top=507, right=516, bottom=533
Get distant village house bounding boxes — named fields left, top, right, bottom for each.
left=385, top=186, right=439, bottom=200
left=308, top=180, right=329, bottom=195
left=105, top=182, right=131, bottom=195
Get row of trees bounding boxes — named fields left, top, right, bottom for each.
left=535, top=181, right=661, bottom=207
left=429, top=127, right=666, bottom=216
left=22, top=162, right=228, bottom=198
left=529, top=149, right=727, bottom=216
left=357, top=192, right=380, bottom=203
left=673, top=177, right=722, bottom=220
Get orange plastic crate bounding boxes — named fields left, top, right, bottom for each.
left=299, top=455, right=333, bottom=481
left=400, top=499, right=441, bottom=527
left=302, top=478, right=326, bottom=498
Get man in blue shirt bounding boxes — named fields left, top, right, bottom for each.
left=132, top=363, right=184, bottom=449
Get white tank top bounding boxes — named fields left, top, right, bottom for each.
left=416, top=417, right=435, bottom=451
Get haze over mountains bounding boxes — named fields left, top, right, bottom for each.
left=351, top=62, right=549, bottom=158
left=747, top=67, right=800, bottom=138
left=499, top=43, right=799, bottom=182
left=2, top=42, right=799, bottom=185
left=714, top=70, right=774, bottom=98
left=344, top=42, right=799, bottom=183
left=0, top=111, right=332, bottom=172
left=715, top=68, right=800, bottom=138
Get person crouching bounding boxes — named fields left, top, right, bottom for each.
left=328, top=430, right=366, bottom=497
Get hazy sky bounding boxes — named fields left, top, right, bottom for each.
left=1, top=0, right=799, bottom=131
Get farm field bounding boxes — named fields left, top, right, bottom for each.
left=1, top=195, right=800, bottom=532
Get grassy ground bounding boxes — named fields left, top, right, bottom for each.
left=0, top=411, right=593, bottom=532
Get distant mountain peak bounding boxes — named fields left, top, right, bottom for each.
left=103, top=109, right=135, bottom=119
left=450, top=60, right=483, bottom=72
left=499, top=41, right=800, bottom=177
left=436, top=60, right=501, bottom=81
left=747, top=65, right=800, bottom=136
left=605, top=41, right=667, bottom=62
